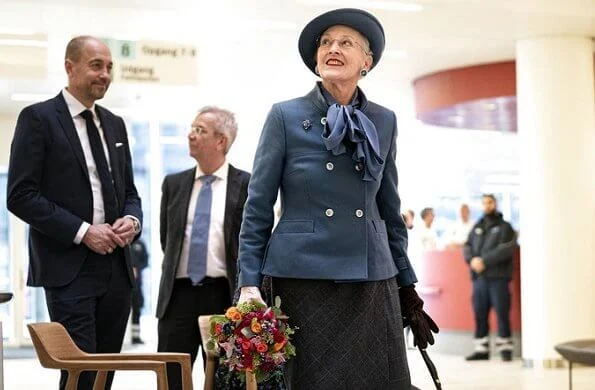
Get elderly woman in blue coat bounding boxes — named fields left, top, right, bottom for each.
left=237, top=8, right=438, bottom=389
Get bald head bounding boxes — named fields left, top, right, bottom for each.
left=65, top=36, right=105, bottom=62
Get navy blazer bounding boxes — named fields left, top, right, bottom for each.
left=238, top=84, right=417, bottom=288
left=7, top=92, right=142, bottom=288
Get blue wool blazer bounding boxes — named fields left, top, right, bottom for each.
left=238, top=84, right=417, bottom=288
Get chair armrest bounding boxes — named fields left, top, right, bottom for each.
left=59, top=359, right=166, bottom=371
left=83, top=353, right=190, bottom=364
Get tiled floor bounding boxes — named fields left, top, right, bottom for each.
left=5, top=318, right=595, bottom=389
left=6, top=348, right=595, bottom=389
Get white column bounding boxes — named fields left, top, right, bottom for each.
left=517, top=37, right=595, bottom=364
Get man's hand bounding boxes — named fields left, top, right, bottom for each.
left=82, top=224, right=124, bottom=255
left=470, top=257, right=486, bottom=273
left=112, top=217, right=137, bottom=247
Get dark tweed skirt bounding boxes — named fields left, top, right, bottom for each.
left=272, top=277, right=411, bottom=390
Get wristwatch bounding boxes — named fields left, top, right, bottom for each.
left=131, top=218, right=141, bottom=234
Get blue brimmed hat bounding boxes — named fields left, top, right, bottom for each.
left=298, top=8, right=386, bottom=75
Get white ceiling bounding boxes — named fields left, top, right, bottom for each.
left=0, top=0, right=593, bottom=115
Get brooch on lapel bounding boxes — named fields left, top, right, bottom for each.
left=302, top=119, right=312, bottom=131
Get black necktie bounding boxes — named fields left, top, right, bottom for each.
left=80, top=109, right=118, bottom=224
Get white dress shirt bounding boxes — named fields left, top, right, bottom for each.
left=62, top=88, right=113, bottom=244
left=63, top=89, right=140, bottom=244
left=176, top=162, right=228, bottom=279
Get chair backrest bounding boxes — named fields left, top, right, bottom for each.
left=198, top=315, right=219, bottom=359
left=27, top=322, right=86, bottom=368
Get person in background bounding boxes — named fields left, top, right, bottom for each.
left=130, top=237, right=149, bottom=344
left=236, top=8, right=438, bottom=389
left=446, top=203, right=473, bottom=248
left=7, top=36, right=142, bottom=389
left=403, top=209, right=415, bottom=230
left=464, top=194, right=517, bottom=362
left=417, top=207, right=438, bottom=250
left=156, top=106, right=250, bottom=390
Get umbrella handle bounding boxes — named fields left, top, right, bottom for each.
left=419, top=348, right=442, bottom=390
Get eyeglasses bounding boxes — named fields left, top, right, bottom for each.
left=317, top=36, right=372, bottom=55
left=190, top=126, right=224, bottom=138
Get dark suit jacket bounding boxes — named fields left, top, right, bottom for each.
left=156, top=164, right=250, bottom=318
left=7, top=92, right=142, bottom=288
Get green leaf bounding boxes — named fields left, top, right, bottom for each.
left=206, top=339, right=217, bottom=351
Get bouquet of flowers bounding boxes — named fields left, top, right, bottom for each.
left=207, top=298, right=296, bottom=388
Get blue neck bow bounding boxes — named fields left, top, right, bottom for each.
left=320, top=86, right=384, bottom=181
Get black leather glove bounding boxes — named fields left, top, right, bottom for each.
left=399, top=285, right=439, bottom=349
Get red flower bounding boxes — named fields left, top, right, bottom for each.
left=214, top=324, right=223, bottom=335
left=245, top=312, right=257, bottom=321
left=240, top=318, right=252, bottom=328
left=241, top=340, right=252, bottom=351
left=263, top=309, right=274, bottom=320
left=273, top=330, right=285, bottom=343
left=256, top=343, right=268, bottom=353
left=242, top=353, right=253, bottom=370
left=260, top=361, right=275, bottom=372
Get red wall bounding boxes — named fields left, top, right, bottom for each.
left=415, top=248, right=521, bottom=332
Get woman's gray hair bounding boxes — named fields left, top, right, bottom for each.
left=197, top=106, right=238, bottom=154
left=360, top=35, right=373, bottom=57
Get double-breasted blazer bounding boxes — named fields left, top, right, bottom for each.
left=238, top=84, right=417, bottom=288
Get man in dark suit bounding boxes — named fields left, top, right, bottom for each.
left=156, top=106, right=250, bottom=389
left=7, top=36, right=142, bottom=390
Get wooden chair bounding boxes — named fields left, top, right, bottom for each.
left=198, top=315, right=257, bottom=390
left=27, top=322, right=194, bottom=390
left=198, top=315, right=218, bottom=390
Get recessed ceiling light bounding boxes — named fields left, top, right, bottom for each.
left=0, top=29, right=40, bottom=35
left=11, top=93, right=53, bottom=102
left=299, top=0, right=423, bottom=12
left=241, top=20, right=298, bottom=31
left=0, top=39, right=48, bottom=48
left=366, top=1, right=423, bottom=11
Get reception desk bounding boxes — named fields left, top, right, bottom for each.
left=414, top=248, right=521, bottom=332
